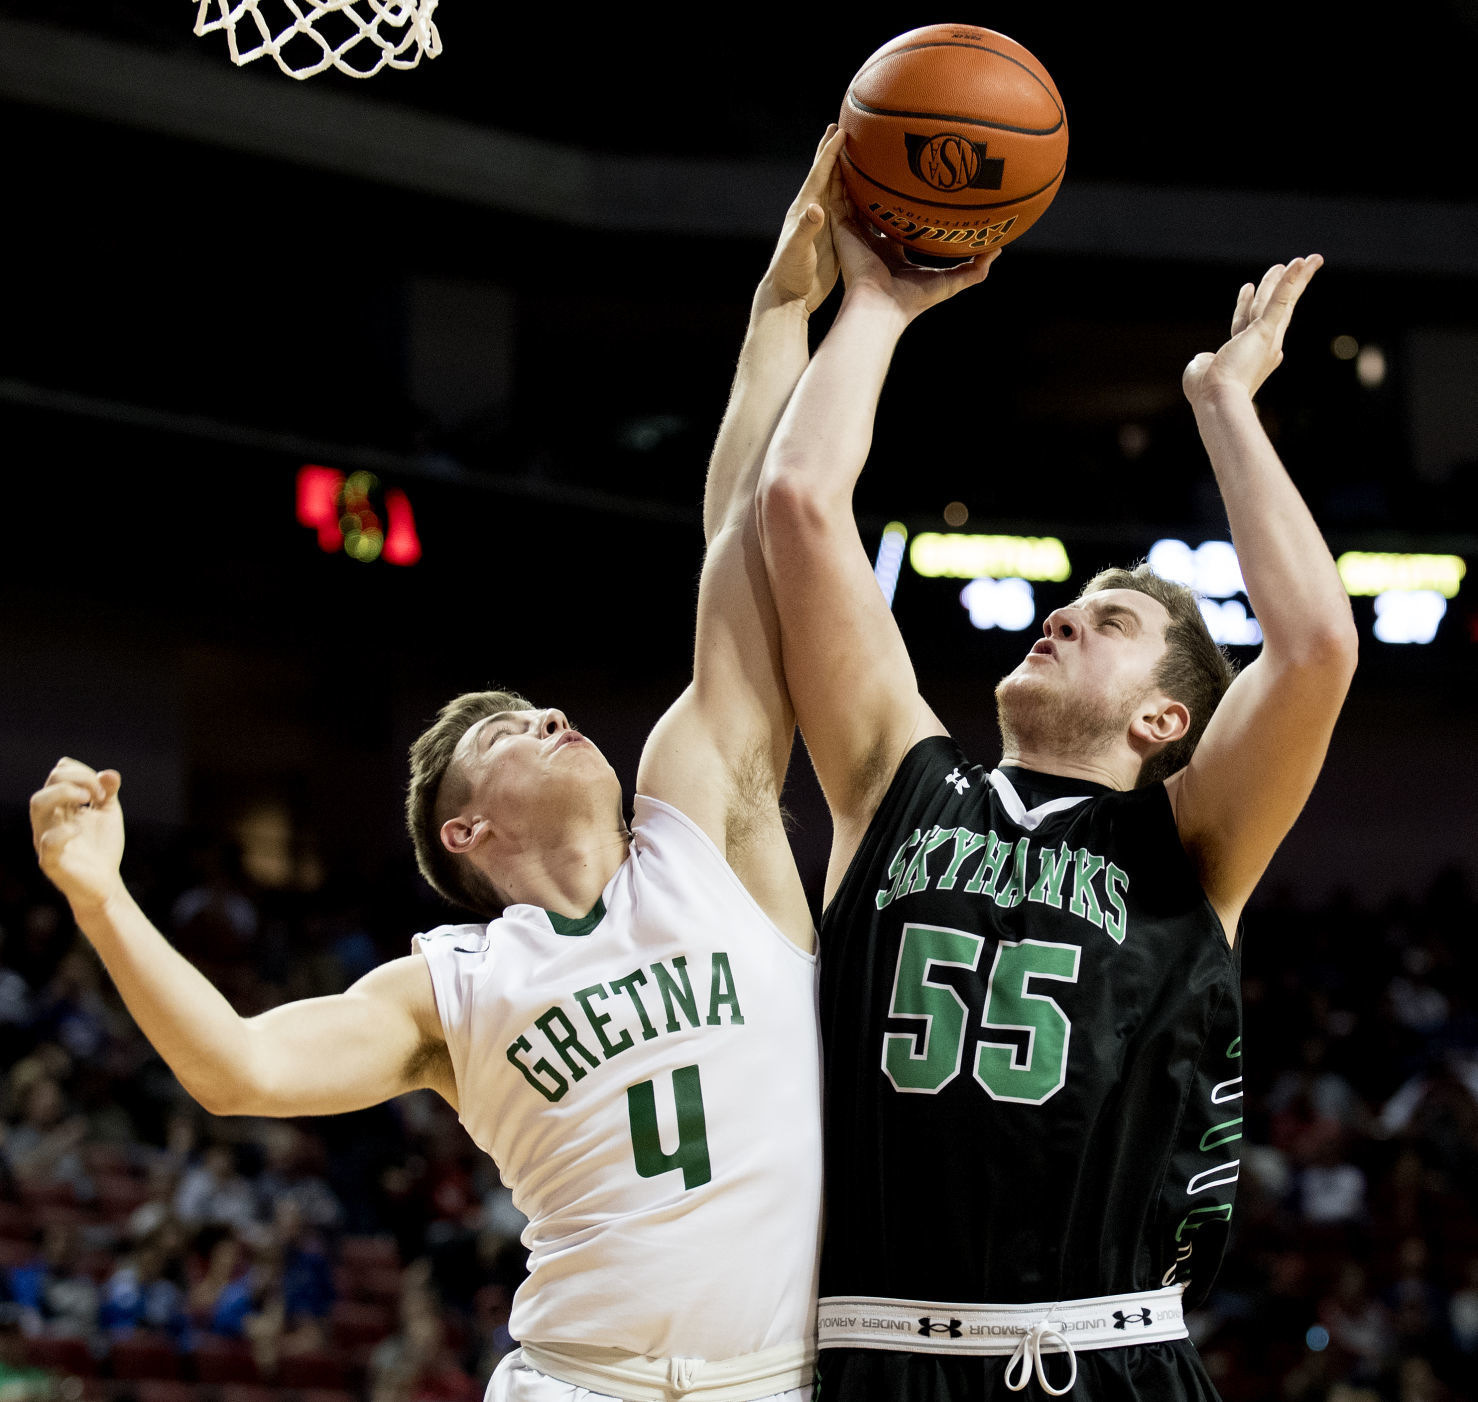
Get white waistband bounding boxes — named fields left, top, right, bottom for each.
left=818, top=1287, right=1187, bottom=1395
left=519, top=1338, right=815, bottom=1402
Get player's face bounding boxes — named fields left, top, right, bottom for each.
left=451, top=706, right=620, bottom=835
left=995, top=588, right=1174, bottom=753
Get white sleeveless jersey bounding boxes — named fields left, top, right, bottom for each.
left=414, top=795, right=822, bottom=1361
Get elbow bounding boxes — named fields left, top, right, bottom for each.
left=182, top=1036, right=266, bottom=1119
left=189, top=1079, right=250, bottom=1119
left=756, top=455, right=835, bottom=552
left=1311, top=606, right=1361, bottom=679
left=1274, top=611, right=1360, bottom=687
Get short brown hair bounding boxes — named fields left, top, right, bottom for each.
left=1079, top=563, right=1238, bottom=786
left=406, top=689, right=534, bottom=916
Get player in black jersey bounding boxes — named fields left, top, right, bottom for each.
left=756, top=182, right=1357, bottom=1399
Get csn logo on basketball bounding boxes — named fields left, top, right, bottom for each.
left=903, top=132, right=1003, bottom=193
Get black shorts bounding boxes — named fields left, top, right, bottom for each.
left=814, top=1340, right=1223, bottom=1401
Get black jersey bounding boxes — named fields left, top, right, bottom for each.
left=819, top=736, right=1243, bottom=1314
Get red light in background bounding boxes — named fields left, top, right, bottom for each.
left=297, top=465, right=422, bottom=565
left=383, top=489, right=422, bottom=567
left=296, top=465, right=346, bottom=553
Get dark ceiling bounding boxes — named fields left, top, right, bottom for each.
left=2, top=2, right=1476, bottom=666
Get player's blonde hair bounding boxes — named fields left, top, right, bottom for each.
left=1080, top=563, right=1238, bottom=786
left=406, top=688, right=535, bottom=916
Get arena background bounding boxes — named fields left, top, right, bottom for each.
left=0, top=5, right=1475, bottom=1402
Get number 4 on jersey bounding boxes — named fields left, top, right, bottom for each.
left=627, top=1064, right=712, bottom=1189
left=882, top=923, right=1079, bottom=1105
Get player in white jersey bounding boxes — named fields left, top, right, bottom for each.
left=29, top=128, right=852, bottom=1402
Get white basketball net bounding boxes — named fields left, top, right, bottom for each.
left=193, top=1, right=442, bottom=80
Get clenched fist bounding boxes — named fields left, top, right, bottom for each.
left=31, top=758, right=126, bottom=918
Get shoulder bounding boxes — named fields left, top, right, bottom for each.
left=411, top=921, right=492, bottom=955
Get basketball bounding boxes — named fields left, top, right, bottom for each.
left=839, top=23, right=1068, bottom=260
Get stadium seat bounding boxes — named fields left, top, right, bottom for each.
left=192, top=1335, right=262, bottom=1384
left=109, top=1330, right=185, bottom=1381
left=336, top=1235, right=399, bottom=1270
left=276, top=1348, right=349, bottom=1390
left=329, top=1298, right=395, bottom=1350
left=133, top=1380, right=196, bottom=1402
left=22, top=1334, right=100, bottom=1378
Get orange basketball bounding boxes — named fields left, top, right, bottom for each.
left=839, top=24, right=1068, bottom=260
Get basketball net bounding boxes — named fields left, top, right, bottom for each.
left=193, top=1, right=442, bottom=80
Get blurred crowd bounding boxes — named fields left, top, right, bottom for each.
left=0, top=816, right=1474, bottom=1402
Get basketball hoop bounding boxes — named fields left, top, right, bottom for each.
left=193, top=1, right=442, bottom=80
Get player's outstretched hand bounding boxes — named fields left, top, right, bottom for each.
left=828, top=175, right=997, bottom=323
left=31, top=759, right=126, bottom=918
left=1183, top=255, right=1323, bottom=406
left=762, top=126, right=847, bottom=315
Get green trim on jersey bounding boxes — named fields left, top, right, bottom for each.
left=546, top=898, right=607, bottom=937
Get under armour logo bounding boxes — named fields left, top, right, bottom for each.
left=1113, top=1309, right=1154, bottom=1330
left=918, top=1318, right=963, bottom=1338
left=944, top=768, right=970, bottom=795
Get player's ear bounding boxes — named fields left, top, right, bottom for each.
left=440, top=814, right=490, bottom=856
left=1131, top=698, right=1189, bottom=749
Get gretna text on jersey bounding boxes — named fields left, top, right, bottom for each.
left=506, top=952, right=746, bottom=1103
left=876, top=823, right=1130, bottom=943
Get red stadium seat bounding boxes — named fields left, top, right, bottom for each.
left=22, top=1335, right=100, bottom=1378
left=329, top=1299, right=395, bottom=1350
left=334, top=1262, right=403, bottom=1301
left=277, top=1348, right=349, bottom=1390
left=336, top=1235, right=399, bottom=1270
left=0, top=1237, right=36, bottom=1269
left=192, top=1335, right=262, bottom=1384
left=82, top=1145, right=135, bottom=1176
left=217, top=1385, right=282, bottom=1402
left=109, top=1331, right=185, bottom=1381
left=94, top=1173, right=153, bottom=1217
left=134, top=1381, right=196, bottom=1402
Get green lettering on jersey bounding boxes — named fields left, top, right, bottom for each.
left=1102, top=861, right=1129, bottom=943
left=627, top=1063, right=712, bottom=1190
left=1199, top=1116, right=1244, bottom=1152
left=1028, top=843, right=1074, bottom=909
left=705, top=952, right=744, bottom=1025
left=963, top=831, right=1012, bottom=897
left=1173, top=1203, right=1233, bottom=1241
left=534, top=1007, right=601, bottom=1081
left=937, top=829, right=987, bottom=890
left=609, top=969, right=659, bottom=1041
left=994, top=836, right=1031, bottom=908
left=653, top=956, right=701, bottom=1032
left=876, top=829, right=923, bottom=910
left=908, top=827, right=957, bottom=894
left=575, top=983, right=634, bottom=1059
left=1226, top=1036, right=1241, bottom=1059
left=1068, top=848, right=1105, bottom=927
left=507, top=1034, right=568, bottom=1102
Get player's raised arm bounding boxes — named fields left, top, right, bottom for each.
left=757, top=198, right=995, bottom=895
left=635, top=129, right=846, bottom=948
left=1166, top=257, right=1358, bottom=933
left=31, top=759, right=452, bottom=1118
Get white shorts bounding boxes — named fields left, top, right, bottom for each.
left=486, top=1349, right=813, bottom=1402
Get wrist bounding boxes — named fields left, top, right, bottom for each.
left=751, top=277, right=813, bottom=324
left=838, top=282, right=913, bottom=334
left=71, top=881, right=134, bottom=935
left=1188, top=378, right=1256, bottom=417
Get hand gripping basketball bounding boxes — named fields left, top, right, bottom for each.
left=1183, top=256, right=1323, bottom=405
left=764, top=127, right=847, bottom=315
left=828, top=171, right=999, bottom=326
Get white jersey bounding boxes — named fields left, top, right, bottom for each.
left=414, top=795, right=822, bottom=1361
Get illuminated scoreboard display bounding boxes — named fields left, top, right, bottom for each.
left=874, top=523, right=1470, bottom=653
